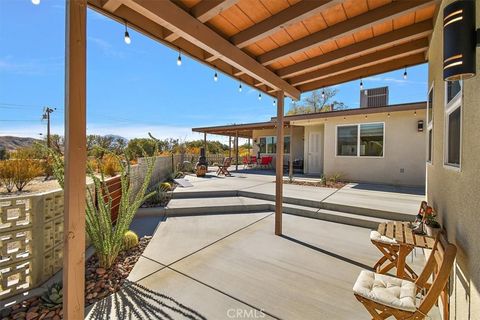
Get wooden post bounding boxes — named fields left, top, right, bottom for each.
left=289, top=125, right=294, bottom=180
left=275, top=91, right=284, bottom=235
left=203, top=132, right=207, bottom=155
left=235, top=131, right=239, bottom=171
left=64, top=0, right=87, bottom=318
left=248, top=138, right=251, bottom=156
left=228, top=135, right=232, bottom=158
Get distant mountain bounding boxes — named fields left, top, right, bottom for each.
left=0, top=136, right=41, bottom=151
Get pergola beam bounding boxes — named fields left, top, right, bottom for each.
left=258, top=0, right=435, bottom=65
left=230, top=0, right=341, bottom=48
left=289, top=38, right=429, bottom=86
left=129, top=0, right=300, bottom=99
left=275, top=91, right=284, bottom=236
left=165, top=0, right=238, bottom=42
left=276, top=20, right=433, bottom=79
left=297, top=53, right=426, bottom=92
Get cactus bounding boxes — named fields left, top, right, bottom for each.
left=123, top=230, right=139, bottom=250
left=160, top=182, right=171, bottom=191
left=41, top=282, right=63, bottom=309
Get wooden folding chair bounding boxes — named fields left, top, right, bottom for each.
left=216, top=157, right=232, bottom=176
left=354, top=232, right=456, bottom=320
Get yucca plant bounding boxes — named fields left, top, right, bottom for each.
left=49, top=138, right=157, bottom=269
left=41, top=282, right=63, bottom=309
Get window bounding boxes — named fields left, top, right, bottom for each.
left=360, top=123, right=384, bottom=157
left=337, top=125, right=358, bottom=156
left=444, top=80, right=462, bottom=168
left=337, top=123, right=384, bottom=157
left=427, top=85, right=434, bottom=163
left=258, top=136, right=290, bottom=154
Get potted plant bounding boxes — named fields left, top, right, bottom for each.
left=425, top=214, right=441, bottom=237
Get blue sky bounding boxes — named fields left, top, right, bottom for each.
left=0, top=0, right=428, bottom=142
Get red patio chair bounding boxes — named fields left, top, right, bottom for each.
left=242, top=156, right=249, bottom=169
left=249, top=155, right=257, bottom=168
left=259, top=156, right=273, bottom=169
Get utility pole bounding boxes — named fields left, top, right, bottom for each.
left=42, top=107, right=55, bottom=148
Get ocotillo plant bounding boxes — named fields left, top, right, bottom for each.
left=50, top=139, right=157, bottom=269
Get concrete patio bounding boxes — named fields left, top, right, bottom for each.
left=85, top=169, right=439, bottom=319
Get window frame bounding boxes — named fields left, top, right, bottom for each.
left=427, top=83, right=434, bottom=165
left=443, top=80, right=462, bottom=171
left=258, top=135, right=290, bottom=154
left=335, top=122, right=385, bottom=158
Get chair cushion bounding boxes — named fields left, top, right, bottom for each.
left=370, top=230, right=397, bottom=245
left=353, top=270, right=417, bottom=312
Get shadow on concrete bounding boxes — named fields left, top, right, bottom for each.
left=280, top=235, right=373, bottom=271
left=87, top=280, right=206, bottom=320
left=130, top=215, right=166, bottom=237
left=350, top=183, right=425, bottom=196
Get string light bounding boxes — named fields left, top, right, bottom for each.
left=238, top=83, right=242, bottom=92
left=365, top=115, right=368, bottom=119
left=360, top=79, right=364, bottom=90
left=403, top=66, right=408, bottom=80
left=258, top=93, right=262, bottom=100
left=414, top=110, right=417, bottom=116
left=32, top=0, right=40, bottom=5
left=387, top=113, right=391, bottom=117
left=177, top=51, right=182, bottom=66
left=273, top=100, right=276, bottom=106
left=321, top=88, right=325, bottom=99
left=214, top=71, right=218, bottom=82
left=124, top=21, right=131, bottom=45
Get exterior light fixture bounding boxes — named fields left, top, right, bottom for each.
left=258, top=93, right=262, bottom=100
left=214, top=71, right=218, bottom=82
left=443, top=0, right=478, bottom=81
left=360, top=79, right=364, bottom=90
left=403, top=67, right=408, bottom=80
left=124, top=21, right=131, bottom=45
left=32, top=0, right=40, bottom=5
left=177, top=51, right=182, bottom=66
left=238, top=83, right=242, bottom=92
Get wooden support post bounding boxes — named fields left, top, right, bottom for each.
left=275, top=91, right=284, bottom=236
left=64, top=0, right=87, bottom=318
left=229, top=135, right=232, bottom=158
left=235, top=131, right=239, bottom=171
left=203, top=132, right=207, bottom=155
left=289, top=125, right=293, bottom=180
left=248, top=138, right=251, bottom=156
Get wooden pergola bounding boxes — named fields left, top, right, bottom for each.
left=64, top=0, right=439, bottom=317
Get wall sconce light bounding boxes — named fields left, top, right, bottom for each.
left=418, top=120, right=424, bottom=132
left=443, top=0, right=478, bottom=81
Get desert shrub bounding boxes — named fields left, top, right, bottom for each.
left=12, top=159, right=43, bottom=191
left=0, top=161, right=15, bottom=192
left=143, top=181, right=173, bottom=207
left=0, top=147, right=7, bottom=160
left=100, top=154, right=121, bottom=177
left=328, top=173, right=342, bottom=183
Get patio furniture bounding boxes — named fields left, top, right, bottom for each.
left=242, top=156, right=249, bottom=169
left=216, top=157, right=232, bottom=176
left=249, top=155, right=257, bottom=168
left=371, top=221, right=436, bottom=281
left=283, top=159, right=304, bottom=173
left=259, top=156, right=273, bottom=169
left=354, top=232, right=456, bottom=320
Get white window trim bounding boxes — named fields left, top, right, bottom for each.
left=443, top=81, right=462, bottom=171
left=258, top=135, right=290, bottom=154
left=335, top=122, right=385, bottom=158
left=427, top=83, right=434, bottom=165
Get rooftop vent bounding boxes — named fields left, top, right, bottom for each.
left=360, top=86, right=389, bottom=108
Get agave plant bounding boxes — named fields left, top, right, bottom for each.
left=41, top=282, right=63, bottom=309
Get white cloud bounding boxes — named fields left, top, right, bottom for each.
left=0, top=56, right=63, bottom=75
left=88, top=36, right=125, bottom=58
left=365, top=76, right=427, bottom=86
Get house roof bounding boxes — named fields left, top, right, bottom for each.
left=192, top=101, right=426, bottom=138
left=88, top=0, right=438, bottom=100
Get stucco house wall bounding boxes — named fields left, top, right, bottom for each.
left=319, top=109, right=426, bottom=186
left=427, top=1, right=480, bottom=319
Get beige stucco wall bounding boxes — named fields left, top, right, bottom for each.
left=251, top=126, right=304, bottom=167
left=318, top=110, right=426, bottom=186
left=427, top=1, right=480, bottom=319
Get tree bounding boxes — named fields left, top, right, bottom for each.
left=0, top=147, right=7, bottom=160
left=286, top=88, right=348, bottom=115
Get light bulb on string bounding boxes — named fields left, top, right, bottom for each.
left=238, top=83, right=242, bottom=92
left=124, top=21, right=131, bottom=45
left=403, top=66, right=408, bottom=80
left=177, top=51, right=182, bottom=66
left=32, top=0, right=40, bottom=5
left=258, top=93, right=262, bottom=100
left=214, top=71, right=218, bottom=82
left=321, top=88, right=325, bottom=99
left=360, top=79, right=364, bottom=90
left=273, top=100, right=276, bottom=106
